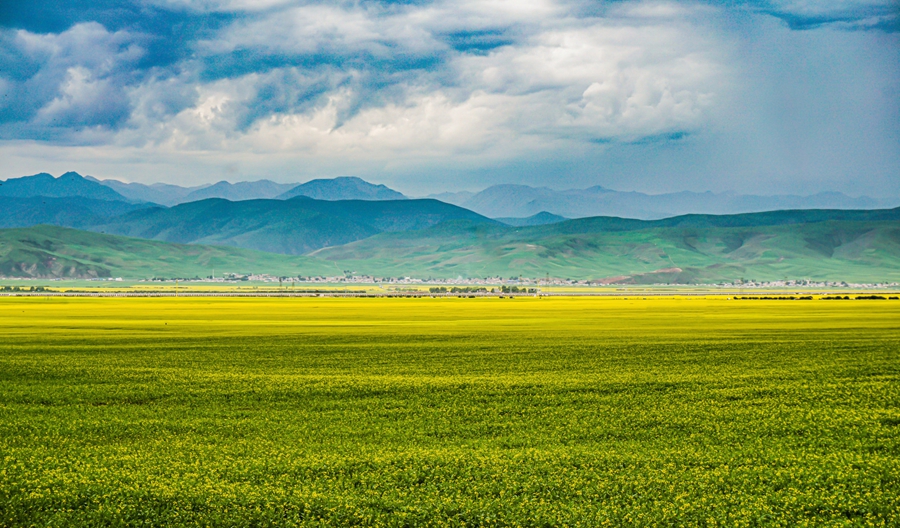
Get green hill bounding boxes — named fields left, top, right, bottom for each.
left=497, top=211, right=568, bottom=226
left=0, top=196, right=153, bottom=229
left=95, top=197, right=497, bottom=255
left=312, top=215, right=900, bottom=283
left=0, top=226, right=339, bottom=279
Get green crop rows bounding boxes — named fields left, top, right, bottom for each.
left=1, top=297, right=898, bottom=526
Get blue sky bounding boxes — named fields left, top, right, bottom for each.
left=0, top=0, right=897, bottom=196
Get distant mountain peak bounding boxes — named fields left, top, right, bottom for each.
left=278, top=177, right=406, bottom=201
left=496, top=211, right=569, bottom=227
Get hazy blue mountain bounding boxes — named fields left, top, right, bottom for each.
left=92, top=176, right=404, bottom=205
left=425, top=190, right=475, bottom=205
left=184, top=180, right=295, bottom=202
left=88, top=178, right=209, bottom=206
left=90, top=177, right=295, bottom=205
left=0, top=172, right=132, bottom=202
left=538, top=206, right=900, bottom=235
left=94, top=197, right=495, bottom=255
left=456, top=184, right=896, bottom=219
left=0, top=197, right=153, bottom=229
left=497, top=212, right=568, bottom=226
left=278, top=177, right=406, bottom=201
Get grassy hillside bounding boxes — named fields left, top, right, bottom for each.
left=96, top=197, right=497, bottom=255
left=314, top=217, right=900, bottom=282
left=0, top=225, right=339, bottom=279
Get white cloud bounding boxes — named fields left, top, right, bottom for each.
left=141, top=0, right=298, bottom=12
left=205, top=6, right=378, bottom=54
left=36, top=67, right=114, bottom=123
left=115, top=0, right=723, bottom=164
left=454, top=20, right=722, bottom=138
left=13, top=22, right=145, bottom=73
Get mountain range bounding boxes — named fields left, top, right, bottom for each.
left=6, top=172, right=897, bottom=220
left=2, top=172, right=134, bottom=202
left=180, top=180, right=295, bottom=202
left=1, top=203, right=898, bottom=282
left=8, top=171, right=897, bottom=221
left=85, top=177, right=211, bottom=206
left=433, top=184, right=898, bottom=220
left=1, top=171, right=898, bottom=283
left=84, top=174, right=408, bottom=205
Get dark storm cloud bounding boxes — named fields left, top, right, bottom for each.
left=733, top=0, right=900, bottom=31
left=0, top=1, right=222, bottom=140
left=0, top=23, right=150, bottom=140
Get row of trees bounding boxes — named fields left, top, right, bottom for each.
left=0, top=285, right=47, bottom=292
left=427, top=286, right=538, bottom=294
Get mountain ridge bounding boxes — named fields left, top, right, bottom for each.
left=0, top=172, right=134, bottom=203
left=450, top=184, right=896, bottom=220
left=184, top=180, right=295, bottom=202
left=88, top=178, right=210, bottom=206
left=84, top=175, right=408, bottom=204
left=93, top=197, right=497, bottom=255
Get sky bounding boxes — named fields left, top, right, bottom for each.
left=0, top=0, right=897, bottom=196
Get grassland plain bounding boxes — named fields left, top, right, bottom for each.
left=0, top=297, right=898, bottom=526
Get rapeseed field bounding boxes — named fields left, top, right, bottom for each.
left=0, top=297, right=898, bottom=526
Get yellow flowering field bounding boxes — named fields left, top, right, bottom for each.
left=0, top=296, right=898, bottom=526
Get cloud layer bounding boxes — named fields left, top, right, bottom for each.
left=0, top=0, right=897, bottom=194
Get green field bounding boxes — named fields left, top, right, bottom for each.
left=1, top=297, right=898, bottom=525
